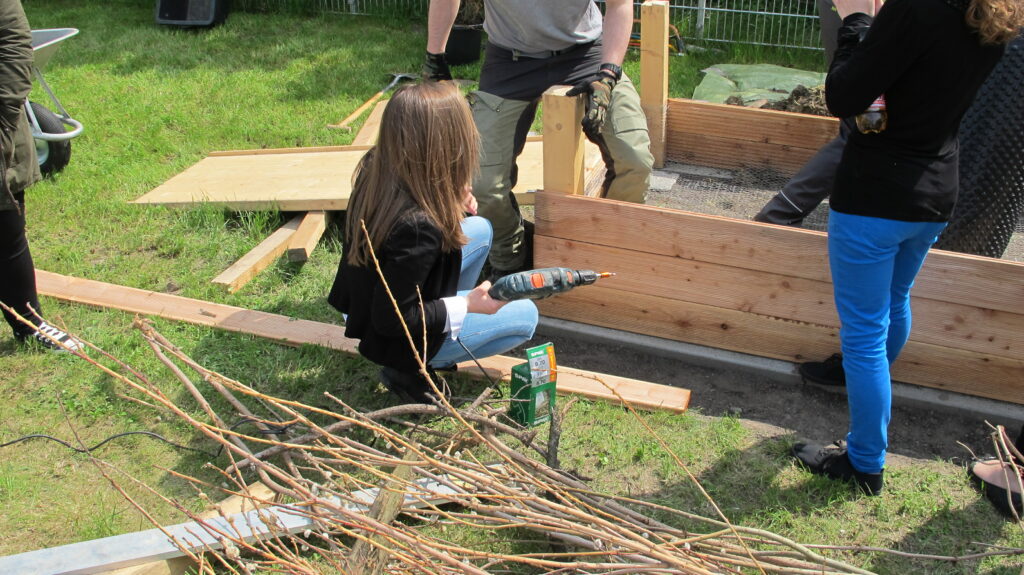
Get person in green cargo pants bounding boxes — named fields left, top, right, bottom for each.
left=423, top=0, right=654, bottom=279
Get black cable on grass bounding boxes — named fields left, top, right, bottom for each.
left=456, top=337, right=503, bottom=399
left=1, top=417, right=300, bottom=460
left=0, top=431, right=221, bottom=459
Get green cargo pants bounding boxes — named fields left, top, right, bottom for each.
left=470, top=74, right=653, bottom=272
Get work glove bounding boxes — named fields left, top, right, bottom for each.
left=566, top=71, right=617, bottom=137
left=423, top=51, right=453, bottom=82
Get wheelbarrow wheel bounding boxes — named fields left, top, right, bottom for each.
left=29, top=101, right=71, bottom=176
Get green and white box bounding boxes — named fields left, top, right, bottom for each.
left=510, top=342, right=557, bottom=427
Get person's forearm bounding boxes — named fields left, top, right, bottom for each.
left=427, top=0, right=460, bottom=54
left=600, top=0, right=633, bottom=66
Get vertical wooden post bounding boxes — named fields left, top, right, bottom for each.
left=542, top=86, right=585, bottom=195
left=641, top=0, right=669, bottom=168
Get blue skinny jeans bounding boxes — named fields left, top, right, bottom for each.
left=429, top=216, right=538, bottom=367
left=828, top=210, right=947, bottom=473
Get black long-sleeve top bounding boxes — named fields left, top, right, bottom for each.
left=328, top=209, right=461, bottom=373
left=826, top=0, right=1005, bottom=222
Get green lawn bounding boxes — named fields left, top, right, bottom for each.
left=1, top=1, right=1021, bottom=573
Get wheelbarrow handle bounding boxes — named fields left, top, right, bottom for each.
left=34, top=117, right=83, bottom=141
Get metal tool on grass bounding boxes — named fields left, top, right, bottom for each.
left=328, top=72, right=417, bottom=130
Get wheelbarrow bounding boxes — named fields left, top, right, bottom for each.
left=27, top=28, right=84, bottom=176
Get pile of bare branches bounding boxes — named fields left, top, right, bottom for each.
left=59, top=316, right=874, bottom=575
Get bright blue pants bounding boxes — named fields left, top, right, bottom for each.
left=429, top=216, right=538, bottom=367
left=828, top=210, right=947, bottom=473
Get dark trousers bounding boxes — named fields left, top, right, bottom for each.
left=753, top=121, right=850, bottom=226
left=0, top=192, right=41, bottom=337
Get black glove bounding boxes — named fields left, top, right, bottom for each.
left=423, top=51, right=453, bottom=82
left=566, top=70, right=617, bottom=137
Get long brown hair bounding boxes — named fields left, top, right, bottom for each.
left=968, top=0, right=1024, bottom=44
left=344, top=82, right=479, bottom=266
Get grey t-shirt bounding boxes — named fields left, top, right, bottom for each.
left=483, top=0, right=603, bottom=53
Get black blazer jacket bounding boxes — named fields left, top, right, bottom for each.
left=328, top=209, right=461, bottom=373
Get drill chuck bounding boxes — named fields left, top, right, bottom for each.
left=487, top=267, right=614, bottom=302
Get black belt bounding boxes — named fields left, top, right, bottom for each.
left=495, top=40, right=595, bottom=61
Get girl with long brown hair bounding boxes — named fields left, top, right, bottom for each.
left=328, top=82, right=538, bottom=403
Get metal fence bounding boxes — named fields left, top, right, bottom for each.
left=291, top=1, right=824, bottom=51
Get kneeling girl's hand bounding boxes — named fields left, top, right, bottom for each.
left=466, top=281, right=507, bottom=315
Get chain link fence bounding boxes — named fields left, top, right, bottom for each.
left=252, top=1, right=824, bottom=51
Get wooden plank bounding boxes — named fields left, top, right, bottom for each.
left=536, top=286, right=1024, bottom=404
left=458, top=354, right=690, bottom=413
left=135, top=148, right=367, bottom=211
left=640, top=1, right=669, bottom=168
left=35, top=271, right=690, bottom=413
left=133, top=140, right=603, bottom=211
left=212, top=215, right=304, bottom=293
left=664, top=98, right=839, bottom=174
left=351, top=100, right=389, bottom=146
left=534, top=193, right=1024, bottom=314
left=36, top=270, right=359, bottom=351
left=535, top=236, right=1024, bottom=360
left=209, top=144, right=374, bottom=157
left=665, top=130, right=824, bottom=175
left=542, top=85, right=586, bottom=196
left=667, top=98, right=839, bottom=150
left=286, top=211, right=328, bottom=262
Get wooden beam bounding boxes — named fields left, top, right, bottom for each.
left=212, top=215, right=305, bottom=293
left=542, top=86, right=586, bottom=195
left=286, top=211, right=328, bottom=262
left=640, top=1, right=669, bottom=168
left=35, top=271, right=690, bottom=413
left=458, top=354, right=689, bottom=413
left=351, top=100, right=389, bottom=146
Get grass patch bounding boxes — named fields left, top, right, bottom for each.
left=0, top=1, right=1020, bottom=572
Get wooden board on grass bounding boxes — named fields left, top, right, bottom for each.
left=212, top=214, right=304, bottom=293
left=133, top=139, right=605, bottom=211
left=35, top=271, right=690, bottom=413
left=287, top=210, right=328, bottom=262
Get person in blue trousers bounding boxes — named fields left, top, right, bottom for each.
left=790, top=0, right=1022, bottom=495
left=328, top=81, right=538, bottom=404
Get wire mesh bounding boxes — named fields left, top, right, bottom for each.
left=666, top=0, right=821, bottom=50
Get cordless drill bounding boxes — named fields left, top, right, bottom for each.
left=487, top=267, right=615, bottom=301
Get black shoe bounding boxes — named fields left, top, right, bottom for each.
left=792, top=440, right=884, bottom=496
left=379, top=367, right=450, bottom=405
left=799, top=353, right=846, bottom=387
